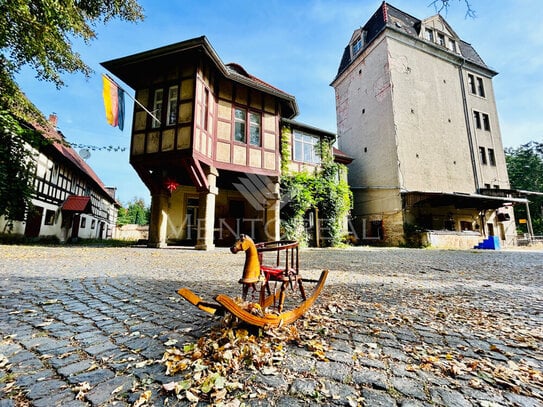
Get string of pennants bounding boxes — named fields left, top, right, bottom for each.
left=69, top=142, right=126, bottom=152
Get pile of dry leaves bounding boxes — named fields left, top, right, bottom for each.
left=160, top=310, right=298, bottom=404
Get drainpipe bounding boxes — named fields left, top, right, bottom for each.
left=458, top=59, right=480, bottom=191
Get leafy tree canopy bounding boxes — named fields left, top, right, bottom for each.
left=0, top=0, right=144, bottom=119
left=117, top=198, right=150, bottom=226
left=0, top=0, right=143, bottom=222
left=505, top=142, right=543, bottom=234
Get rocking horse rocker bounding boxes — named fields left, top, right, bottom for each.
left=177, top=234, right=328, bottom=328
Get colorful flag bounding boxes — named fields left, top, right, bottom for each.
left=102, top=75, right=125, bottom=130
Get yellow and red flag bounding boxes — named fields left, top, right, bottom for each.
left=102, top=75, right=125, bottom=131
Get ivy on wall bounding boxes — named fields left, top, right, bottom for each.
left=280, top=127, right=352, bottom=247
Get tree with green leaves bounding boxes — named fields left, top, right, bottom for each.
left=505, top=142, right=543, bottom=235
left=117, top=198, right=149, bottom=226
left=0, top=0, right=144, bottom=222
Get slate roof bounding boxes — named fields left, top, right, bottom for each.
left=334, top=2, right=493, bottom=81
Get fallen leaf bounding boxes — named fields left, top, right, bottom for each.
left=133, top=389, right=152, bottom=407
left=162, top=381, right=176, bottom=392
left=186, top=390, right=199, bottom=403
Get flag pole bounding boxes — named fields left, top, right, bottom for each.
left=103, top=74, right=161, bottom=125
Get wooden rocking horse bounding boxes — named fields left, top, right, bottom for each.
left=177, top=234, right=328, bottom=328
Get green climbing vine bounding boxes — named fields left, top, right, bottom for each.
left=280, top=135, right=352, bottom=247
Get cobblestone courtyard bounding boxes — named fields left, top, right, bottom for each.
left=0, top=245, right=541, bottom=406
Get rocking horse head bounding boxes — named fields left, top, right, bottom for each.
left=230, top=234, right=254, bottom=254
left=230, top=234, right=261, bottom=284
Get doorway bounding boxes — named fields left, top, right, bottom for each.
left=24, top=206, right=43, bottom=238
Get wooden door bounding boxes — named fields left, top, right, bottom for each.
left=24, top=206, right=43, bottom=238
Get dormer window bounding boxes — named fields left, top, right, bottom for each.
left=424, top=28, right=434, bottom=42
left=352, top=36, right=362, bottom=56
left=448, top=38, right=456, bottom=52
left=437, top=33, right=446, bottom=46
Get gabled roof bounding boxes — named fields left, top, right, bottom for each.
left=101, top=36, right=298, bottom=119
left=35, top=119, right=119, bottom=206
left=333, top=2, right=494, bottom=82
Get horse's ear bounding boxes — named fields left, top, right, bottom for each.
left=239, top=234, right=246, bottom=240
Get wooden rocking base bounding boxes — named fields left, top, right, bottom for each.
left=177, top=270, right=328, bottom=328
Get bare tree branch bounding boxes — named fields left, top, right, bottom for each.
left=428, top=0, right=477, bottom=19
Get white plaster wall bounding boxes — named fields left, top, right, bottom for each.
left=334, top=37, right=399, bottom=191
left=387, top=38, right=476, bottom=194
left=463, top=70, right=511, bottom=189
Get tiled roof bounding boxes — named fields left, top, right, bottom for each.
left=101, top=36, right=299, bottom=118
left=61, top=195, right=92, bottom=213
left=34, top=120, right=119, bottom=206
left=225, top=63, right=293, bottom=100
left=333, top=147, right=354, bottom=164
left=334, top=2, right=493, bottom=80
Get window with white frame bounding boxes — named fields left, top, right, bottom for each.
left=293, top=131, right=320, bottom=164
left=166, top=86, right=178, bottom=126
left=234, top=108, right=261, bottom=146
left=249, top=112, right=261, bottom=146
left=448, top=38, right=456, bottom=52
left=234, top=108, right=246, bottom=143
left=352, top=35, right=362, bottom=56
left=424, top=28, right=434, bottom=42
left=151, top=89, right=163, bottom=128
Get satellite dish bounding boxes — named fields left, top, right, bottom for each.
left=79, top=149, right=91, bottom=160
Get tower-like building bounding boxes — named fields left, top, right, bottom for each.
left=331, top=2, right=524, bottom=248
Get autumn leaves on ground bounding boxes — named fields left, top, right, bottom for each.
left=157, top=287, right=541, bottom=405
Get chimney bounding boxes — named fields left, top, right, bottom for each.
left=48, top=113, right=58, bottom=128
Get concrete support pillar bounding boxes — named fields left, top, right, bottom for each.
left=264, top=181, right=281, bottom=241
left=148, top=192, right=169, bottom=248
left=195, top=167, right=218, bottom=250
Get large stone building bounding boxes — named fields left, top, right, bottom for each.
left=102, top=36, right=348, bottom=249
left=331, top=2, right=526, bottom=248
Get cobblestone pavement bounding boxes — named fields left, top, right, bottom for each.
left=0, top=245, right=542, bottom=406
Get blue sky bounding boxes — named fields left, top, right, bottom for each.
left=15, top=0, right=543, bottom=206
